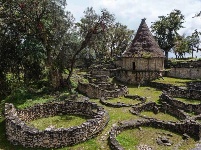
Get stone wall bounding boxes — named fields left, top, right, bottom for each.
left=99, top=95, right=146, bottom=108
left=187, top=82, right=201, bottom=90
left=167, top=67, right=201, bottom=79
left=91, top=68, right=118, bottom=77
left=122, top=57, right=164, bottom=71
left=130, top=102, right=188, bottom=120
left=78, top=82, right=128, bottom=99
left=160, top=92, right=201, bottom=114
left=168, top=87, right=201, bottom=100
left=149, top=82, right=201, bottom=100
left=87, top=74, right=109, bottom=83
left=5, top=101, right=109, bottom=148
left=109, top=119, right=201, bottom=150
left=116, top=70, right=161, bottom=84
left=148, top=81, right=179, bottom=91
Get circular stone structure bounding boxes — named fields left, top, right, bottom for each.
left=5, top=100, right=109, bottom=148
left=109, top=118, right=201, bottom=150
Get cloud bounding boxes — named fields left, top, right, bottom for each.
left=91, top=0, right=200, bottom=33
left=66, top=0, right=201, bottom=36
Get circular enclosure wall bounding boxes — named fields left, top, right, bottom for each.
left=5, top=100, right=109, bottom=148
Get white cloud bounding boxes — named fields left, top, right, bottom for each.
left=66, top=0, right=201, bottom=57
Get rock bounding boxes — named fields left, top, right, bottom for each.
left=138, top=127, right=143, bottom=131
left=182, top=133, right=190, bottom=140
left=156, top=136, right=172, bottom=146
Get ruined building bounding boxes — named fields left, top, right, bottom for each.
left=116, top=18, right=165, bottom=84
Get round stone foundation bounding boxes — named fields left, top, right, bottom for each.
left=5, top=100, right=109, bottom=148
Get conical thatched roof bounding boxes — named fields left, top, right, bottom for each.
left=123, top=18, right=165, bottom=58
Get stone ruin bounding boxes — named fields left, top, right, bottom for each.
left=100, top=95, right=146, bottom=108
left=108, top=118, right=201, bottom=150
left=108, top=81, right=201, bottom=150
left=130, top=101, right=188, bottom=121
left=167, top=60, right=201, bottom=80
left=78, top=73, right=128, bottom=99
left=4, top=100, right=109, bottom=148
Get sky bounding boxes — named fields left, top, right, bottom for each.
left=66, top=0, right=201, bottom=58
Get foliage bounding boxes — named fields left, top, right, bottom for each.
left=29, top=114, right=88, bottom=130
left=173, top=34, right=191, bottom=58
left=186, top=30, right=201, bottom=58
left=151, top=9, right=185, bottom=61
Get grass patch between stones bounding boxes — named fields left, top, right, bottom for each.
left=116, top=127, right=196, bottom=150
left=140, top=111, right=179, bottom=122
left=28, top=115, right=88, bottom=130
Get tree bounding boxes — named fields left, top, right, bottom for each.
left=76, top=8, right=134, bottom=62
left=64, top=8, right=115, bottom=91
left=186, top=30, right=201, bottom=58
left=0, top=0, right=74, bottom=94
left=76, top=7, right=115, bottom=62
left=173, top=35, right=190, bottom=58
left=106, top=22, right=134, bottom=58
left=151, top=9, right=185, bottom=66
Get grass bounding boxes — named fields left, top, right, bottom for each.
left=174, top=97, right=201, bottom=105
left=105, top=97, right=140, bottom=105
left=28, top=115, right=88, bottom=130
left=140, top=111, right=179, bottom=122
left=128, top=85, right=161, bottom=103
left=116, top=127, right=196, bottom=150
left=0, top=76, right=200, bottom=150
left=153, top=77, right=194, bottom=87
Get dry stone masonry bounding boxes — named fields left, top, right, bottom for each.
left=130, top=102, right=189, bottom=121
left=5, top=100, right=109, bottom=148
left=108, top=119, right=201, bottom=150
left=100, top=95, right=146, bottom=108
left=160, top=92, right=201, bottom=115
left=168, top=60, right=201, bottom=79
left=78, top=73, right=128, bottom=99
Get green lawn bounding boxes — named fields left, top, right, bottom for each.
left=128, top=86, right=161, bottom=103
left=29, top=115, right=88, bottom=130
left=0, top=77, right=200, bottom=150
left=140, top=111, right=179, bottom=122
left=117, top=127, right=196, bottom=150
left=174, top=97, right=201, bottom=105
left=105, top=97, right=141, bottom=105
left=152, top=77, right=194, bottom=87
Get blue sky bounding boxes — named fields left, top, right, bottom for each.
left=66, top=0, right=201, bottom=58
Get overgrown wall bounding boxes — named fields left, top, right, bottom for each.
left=78, top=82, right=128, bottom=99
left=160, top=93, right=201, bottom=114
left=5, top=101, right=109, bottom=148
left=109, top=119, right=201, bottom=150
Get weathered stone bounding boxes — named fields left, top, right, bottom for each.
left=5, top=100, right=109, bottom=148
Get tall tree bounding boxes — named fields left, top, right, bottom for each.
left=151, top=10, right=185, bottom=66
left=65, top=8, right=115, bottom=91
left=173, top=35, right=190, bottom=58
left=107, top=22, right=134, bottom=58
left=0, top=0, right=74, bottom=92
left=186, top=30, right=201, bottom=58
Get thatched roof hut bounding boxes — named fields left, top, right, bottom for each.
left=123, top=18, right=165, bottom=58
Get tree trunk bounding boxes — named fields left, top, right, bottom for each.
left=0, top=71, right=9, bottom=99
left=164, top=50, right=169, bottom=68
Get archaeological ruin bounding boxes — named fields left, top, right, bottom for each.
left=4, top=100, right=109, bottom=148
left=115, top=18, right=165, bottom=84
left=3, top=18, right=201, bottom=150
left=78, top=71, right=128, bottom=99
